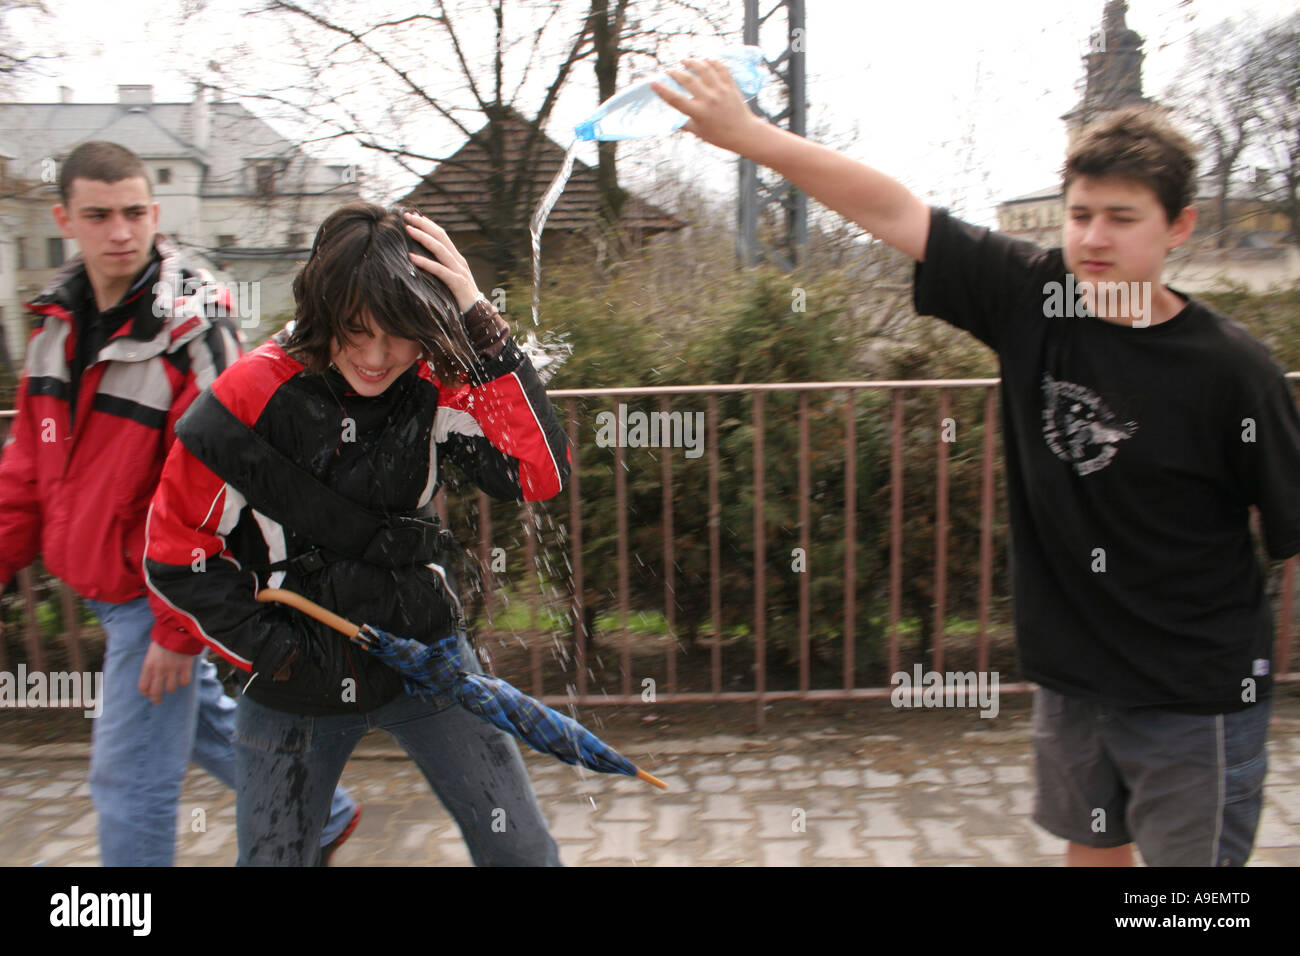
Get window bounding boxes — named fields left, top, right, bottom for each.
left=216, top=235, right=237, bottom=249
left=47, top=237, right=65, bottom=268
left=157, top=167, right=171, bottom=184
left=250, top=162, right=276, bottom=197
left=287, top=232, right=305, bottom=248
left=16, top=237, right=26, bottom=270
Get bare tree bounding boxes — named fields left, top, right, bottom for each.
left=197, top=0, right=725, bottom=279
left=0, top=0, right=55, bottom=96
left=1248, top=13, right=1300, bottom=242
left=192, top=0, right=594, bottom=279
left=0, top=0, right=57, bottom=382
left=585, top=0, right=728, bottom=224
left=1166, top=13, right=1300, bottom=247
left=1164, top=18, right=1264, bottom=248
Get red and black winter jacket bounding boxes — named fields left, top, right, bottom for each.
left=144, top=326, right=570, bottom=715
left=0, top=239, right=242, bottom=649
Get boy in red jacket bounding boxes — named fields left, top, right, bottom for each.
left=0, top=141, right=357, bottom=865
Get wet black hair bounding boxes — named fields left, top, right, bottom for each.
left=285, top=202, right=475, bottom=384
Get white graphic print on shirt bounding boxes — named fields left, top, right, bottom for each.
left=1041, top=373, right=1138, bottom=476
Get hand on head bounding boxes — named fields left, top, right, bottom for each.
left=403, top=212, right=482, bottom=313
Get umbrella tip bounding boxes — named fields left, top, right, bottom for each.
left=636, top=768, right=669, bottom=790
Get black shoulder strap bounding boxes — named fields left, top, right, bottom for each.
left=174, top=388, right=454, bottom=571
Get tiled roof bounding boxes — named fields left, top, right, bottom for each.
left=401, top=107, right=682, bottom=233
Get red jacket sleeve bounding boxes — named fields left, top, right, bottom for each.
left=0, top=371, right=45, bottom=589
left=145, top=344, right=307, bottom=674
left=146, top=314, right=243, bottom=653
left=427, top=336, right=570, bottom=502
left=144, top=436, right=253, bottom=660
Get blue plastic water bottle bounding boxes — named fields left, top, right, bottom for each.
left=574, top=46, right=767, bottom=142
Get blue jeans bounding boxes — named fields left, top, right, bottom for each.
left=85, top=596, right=357, bottom=866
left=233, top=637, right=560, bottom=866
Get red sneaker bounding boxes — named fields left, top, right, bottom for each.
left=319, top=805, right=362, bottom=866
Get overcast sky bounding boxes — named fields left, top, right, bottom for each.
left=10, top=0, right=1296, bottom=226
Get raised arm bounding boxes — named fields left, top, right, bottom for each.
left=422, top=336, right=570, bottom=503
left=653, top=58, right=931, bottom=262
left=402, top=211, right=570, bottom=501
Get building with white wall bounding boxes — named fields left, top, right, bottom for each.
left=0, top=83, right=361, bottom=368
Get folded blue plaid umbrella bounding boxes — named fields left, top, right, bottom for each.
left=254, top=588, right=665, bottom=789
left=354, top=626, right=664, bottom=785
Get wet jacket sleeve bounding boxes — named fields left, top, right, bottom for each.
left=145, top=313, right=306, bottom=671
left=0, top=369, right=44, bottom=589
left=144, top=312, right=245, bottom=654
left=143, top=437, right=308, bottom=674
left=432, top=322, right=570, bottom=502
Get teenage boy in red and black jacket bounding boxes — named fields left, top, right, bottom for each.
left=143, top=298, right=569, bottom=715
left=144, top=204, right=569, bottom=866
left=0, top=141, right=357, bottom=865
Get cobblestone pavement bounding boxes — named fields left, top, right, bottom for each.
left=3, top=699, right=1299, bottom=867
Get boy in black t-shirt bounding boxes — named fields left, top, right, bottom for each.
left=655, top=61, right=1300, bottom=866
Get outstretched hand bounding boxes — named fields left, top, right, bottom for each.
left=651, top=58, right=766, bottom=155
left=403, top=211, right=482, bottom=313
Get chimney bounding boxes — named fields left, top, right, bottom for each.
left=117, top=85, right=153, bottom=105
left=191, top=81, right=210, bottom=151
left=58, top=86, right=73, bottom=103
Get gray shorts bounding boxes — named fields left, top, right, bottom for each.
left=1031, top=686, right=1271, bottom=866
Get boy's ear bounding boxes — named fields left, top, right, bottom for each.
left=51, top=203, right=74, bottom=239
left=1167, top=204, right=1197, bottom=252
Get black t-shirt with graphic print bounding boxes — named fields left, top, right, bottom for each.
left=914, top=207, right=1300, bottom=713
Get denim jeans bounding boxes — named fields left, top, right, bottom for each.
left=85, top=595, right=357, bottom=866
left=233, top=636, right=561, bottom=866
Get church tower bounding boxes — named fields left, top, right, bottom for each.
left=1062, top=1, right=1155, bottom=148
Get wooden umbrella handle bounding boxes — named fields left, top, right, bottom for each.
left=636, top=768, right=669, bottom=790
left=256, top=588, right=361, bottom=639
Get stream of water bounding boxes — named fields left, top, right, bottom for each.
left=529, top=140, right=580, bottom=327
